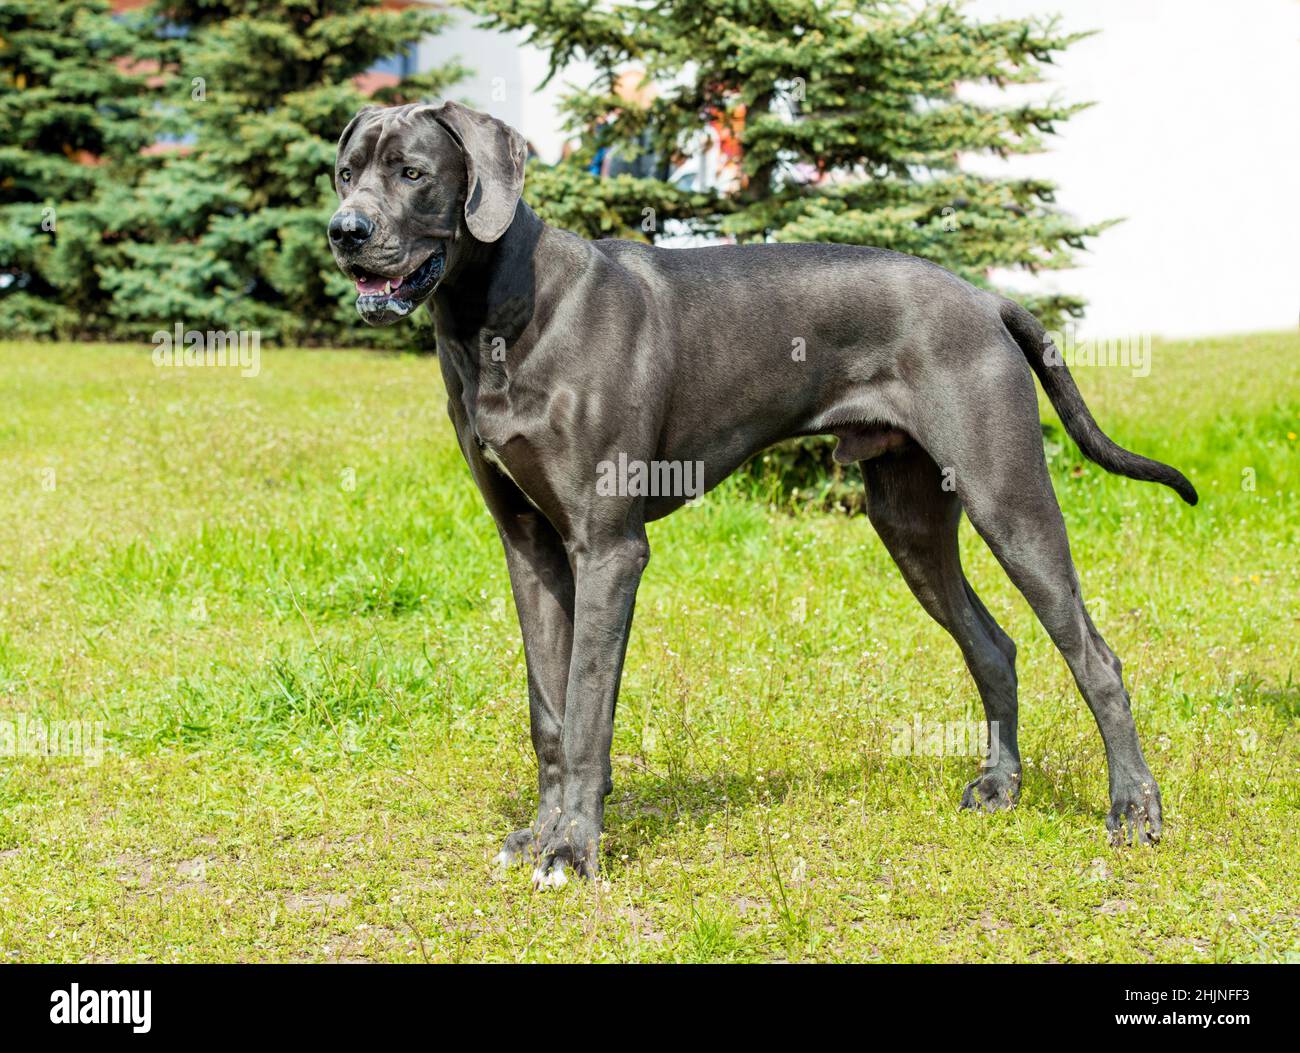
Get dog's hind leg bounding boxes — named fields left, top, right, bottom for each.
left=920, top=345, right=1162, bottom=844
left=861, top=444, right=1023, bottom=810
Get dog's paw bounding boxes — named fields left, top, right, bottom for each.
left=959, top=768, right=1021, bottom=812
left=493, top=827, right=536, bottom=869
left=1107, top=779, right=1162, bottom=847
left=530, top=813, right=600, bottom=890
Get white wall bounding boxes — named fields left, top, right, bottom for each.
left=963, top=0, right=1300, bottom=337
left=416, top=10, right=590, bottom=163
left=421, top=1, right=1300, bottom=337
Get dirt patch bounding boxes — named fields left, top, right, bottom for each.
left=113, top=852, right=155, bottom=888
left=616, top=904, right=666, bottom=945
left=176, top=857, right=210, bottom=881
left=284, top=892, right=352, bottom=912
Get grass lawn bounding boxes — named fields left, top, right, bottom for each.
left=0, top=332, right=1295, bottom=963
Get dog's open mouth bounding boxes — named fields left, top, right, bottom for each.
left=352, top=245, right=445, bottom=326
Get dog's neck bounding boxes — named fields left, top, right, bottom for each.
left=430, top=201, right=544, bottom=349
left=428, top=200, right=545, bottom=419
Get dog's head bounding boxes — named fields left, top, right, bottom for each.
left=328, top=101, right=527, bottom=326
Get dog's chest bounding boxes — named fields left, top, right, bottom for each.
left=476, top=436, right=540, bottom=509
left=439, top=327, right=555, bottom=513
left=465, top=384, right=552, bottom=513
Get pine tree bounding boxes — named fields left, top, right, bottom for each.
left=483, top=0, right=1104, bottom=326
left=101, top=0, right=466, bottom=346
left=0, top=1, right=154, bottom=337
left=476, top=0, right=1106, bottom=508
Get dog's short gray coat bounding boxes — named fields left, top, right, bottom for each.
left=328, top=101, right=1197, bottom=885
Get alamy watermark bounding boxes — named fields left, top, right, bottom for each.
left=0, top=715, right=104, bottom=766
left=151, top=322, right=261, bottom=378
left=888, top=716, right=1000, bottom=768
left=596, top=453, right=705, bottom=499
left=1044, top=324, right=1151, bottom=378
left=50, top=983, right=150, bottom=1033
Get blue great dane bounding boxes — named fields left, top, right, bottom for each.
left=328, top=101, right=1197, bottom=886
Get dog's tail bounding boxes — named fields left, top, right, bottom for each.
left=1000, top=298, right=1198, bottom=505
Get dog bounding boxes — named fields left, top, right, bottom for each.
left=328, top=100, right=1197, bottom=886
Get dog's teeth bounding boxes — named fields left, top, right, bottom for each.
left=383, top=280, right=391, bottom=295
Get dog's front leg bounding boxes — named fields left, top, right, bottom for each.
left=494, top=513, right=575, bottom=869
left=531, top=534, right=649, bottom=887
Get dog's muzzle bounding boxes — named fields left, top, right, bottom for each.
left=352, top=244, right=447, bottom=327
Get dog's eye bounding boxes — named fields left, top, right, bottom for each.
left=338, top=168, right=351, bottom=183
left=402, top=167, right=422, bottom=181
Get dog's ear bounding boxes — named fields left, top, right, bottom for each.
left=430, top=100, right=527, bottom=243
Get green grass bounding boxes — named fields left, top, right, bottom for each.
left=0, top=332, right=1296, bottom=963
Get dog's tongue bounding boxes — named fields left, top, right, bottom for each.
left=355, top=274, right=403, bottom=295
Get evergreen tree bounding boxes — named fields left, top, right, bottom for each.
left=483, top=0, right=1104, bottom=327
left=0, top=1, right=154, bottom=337
left=101, top=0, right=466, bottom=346
left=477, top=0, right=1106, bottom=508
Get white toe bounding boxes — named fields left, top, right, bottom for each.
left=530, top=864, right=567, bottom=890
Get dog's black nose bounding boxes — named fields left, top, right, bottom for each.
left=329, top=211, right=374, bottom=249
